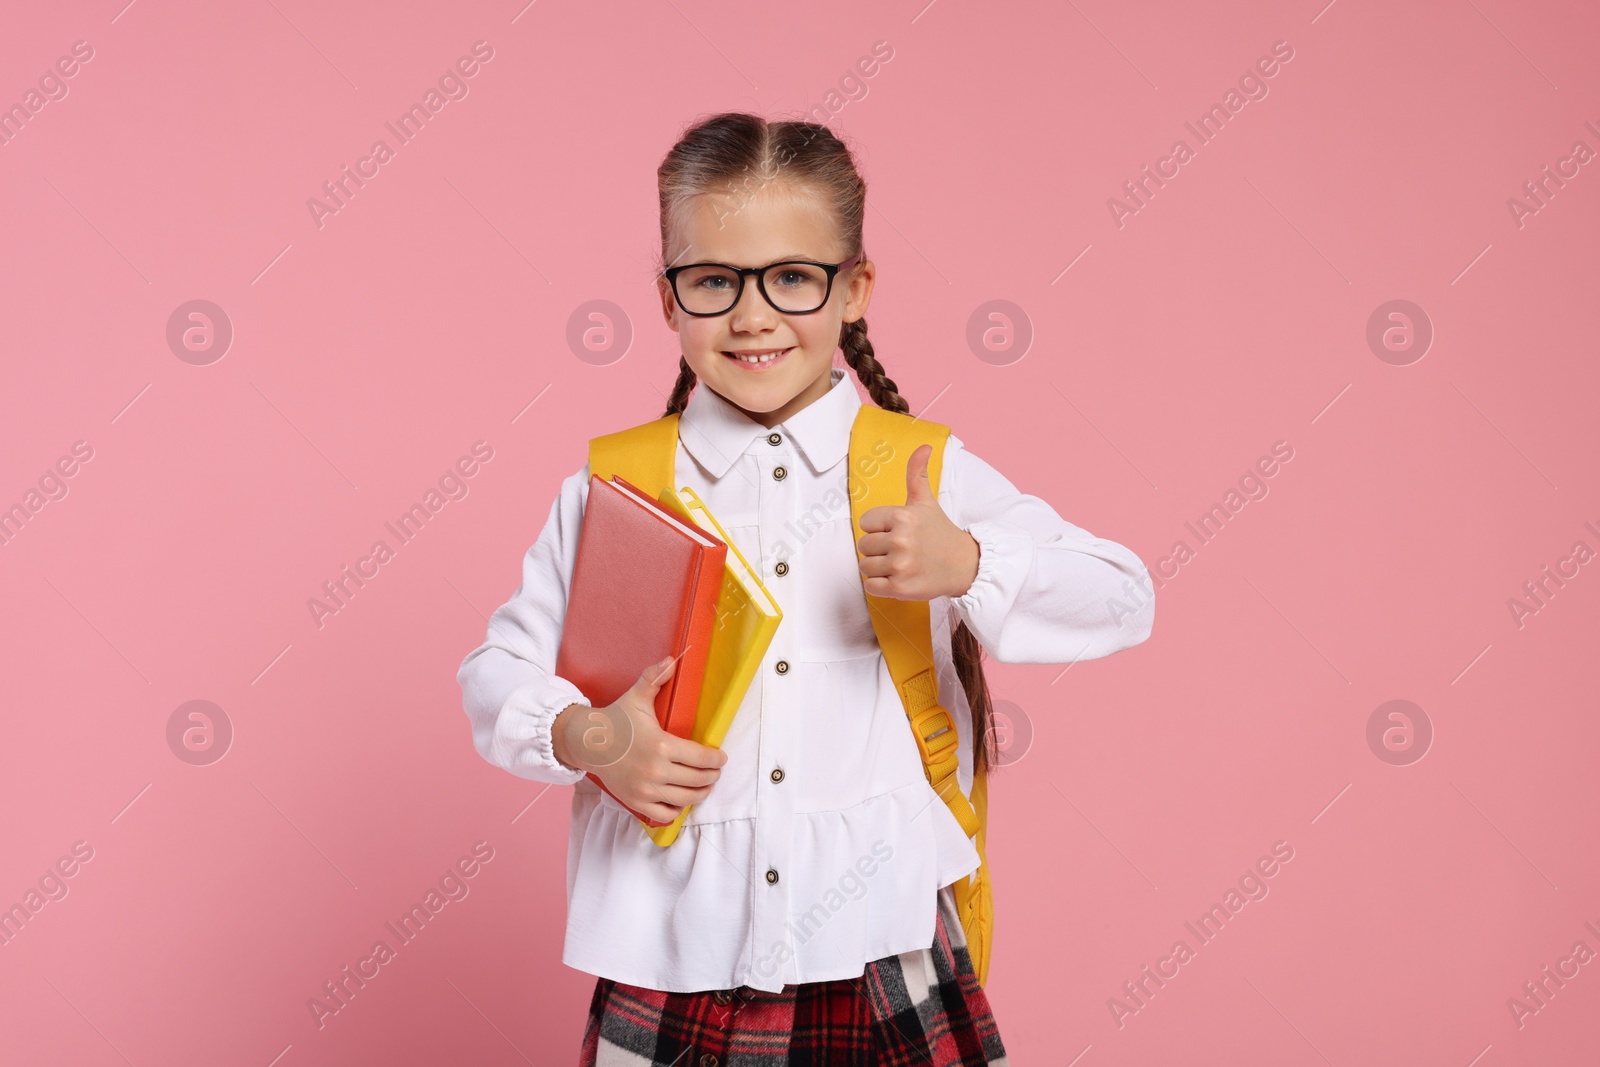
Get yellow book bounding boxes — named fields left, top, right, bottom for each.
left=645, top=485, right=783, bottom=846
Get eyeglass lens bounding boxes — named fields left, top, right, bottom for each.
left=675, top=263, right=833, bottom=315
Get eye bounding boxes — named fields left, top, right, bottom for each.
left=772, top=270, right=808, bottom=287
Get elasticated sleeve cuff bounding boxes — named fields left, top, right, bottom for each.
left=499, top=675, right=591, bottom=786
left=950, top=519, right=1037, bottom=646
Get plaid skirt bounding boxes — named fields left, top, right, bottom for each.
left=577, top=885, right=1007, bottom=1066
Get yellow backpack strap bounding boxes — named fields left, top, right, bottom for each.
left=958, top=757, right=994, bottom=985
left=587, top=414, right=679, bottom=499
left=847, top=404, right=994, bottom=986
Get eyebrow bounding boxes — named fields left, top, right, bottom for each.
left=687, top=252, right=818, bottom=267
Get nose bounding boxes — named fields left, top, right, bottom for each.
left=725, top=275, right=782, bottom=333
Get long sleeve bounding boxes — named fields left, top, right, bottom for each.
left=941, top=433, right=1154, bottom=663
left=456, top=463, right=593, bottom=786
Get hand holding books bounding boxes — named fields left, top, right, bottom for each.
left=552, top=655, right=728, bottom=826
left=553, top=473, right=782, bottom=844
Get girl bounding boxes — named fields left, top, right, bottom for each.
left=457, top=112, right=1154, bottom=1066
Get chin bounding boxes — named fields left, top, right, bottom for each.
left=712, top=380, right=786, bottom=413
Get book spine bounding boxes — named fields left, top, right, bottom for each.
left=657, top=553, right=697, bottom=731
left=664, top=544, right=726, bottom=739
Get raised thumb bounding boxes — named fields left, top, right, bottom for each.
left=904, top=444, right=935, bottom=505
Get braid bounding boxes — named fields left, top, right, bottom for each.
left=662, top=356, right=698, bottom=417
left=951, top=614, right=997, bottom=776
left=838, top=318, right=909, bottom=415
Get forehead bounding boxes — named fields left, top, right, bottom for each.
left=669, top=182, right=845, bottom=267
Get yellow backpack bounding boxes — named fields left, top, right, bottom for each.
left=587, top=402, right=994, bottom=986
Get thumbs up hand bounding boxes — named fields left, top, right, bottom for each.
left=857, top=444, right=982, bottom=601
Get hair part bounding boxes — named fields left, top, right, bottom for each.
left=655, top=111, right=998, bottom=777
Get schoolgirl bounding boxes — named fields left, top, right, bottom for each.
left=458, top=112, right=1155, bottom=1065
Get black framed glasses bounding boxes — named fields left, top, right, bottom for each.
left=664, top=253, right=862, bottom=316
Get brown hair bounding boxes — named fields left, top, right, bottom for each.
left=654, top=111, right=999, bottom=775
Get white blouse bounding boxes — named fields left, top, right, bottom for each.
left=457, top=367, right=1155, bottom=993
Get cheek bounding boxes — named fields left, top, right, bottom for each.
left=793, top=315, right=842, bottom=353
left=679, top=320, right=723, bottom=357
left=682, top=344, right=722, bottom=379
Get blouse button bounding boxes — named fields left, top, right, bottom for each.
left=774, top=561, right=788, bottom=577
left=772, top=465, right=787, bottom=481
left=774, top=660, right=789, bottom=675
left=767, top=432, right=782, bottom=445
left=765, top=868, right=779, bottom=884
left=770, top=767, right=784, bottom=783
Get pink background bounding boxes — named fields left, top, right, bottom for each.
left=2, top=1, right=1596, bottom=1064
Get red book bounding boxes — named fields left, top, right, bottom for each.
left=555, top=473, right=727, bottom=827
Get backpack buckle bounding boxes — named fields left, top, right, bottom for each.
left=909, top=702, right=960, bottom=781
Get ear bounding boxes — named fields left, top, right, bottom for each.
left=841, top=258, right=875, bottom=323
left=657, top=276, right=681, bottom=333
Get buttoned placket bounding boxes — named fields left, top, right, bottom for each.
left=745, top=426, right=800, bottom=987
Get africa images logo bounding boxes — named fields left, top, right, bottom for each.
left=306, top=41, right=495, bottom=230
left=1106, top=40, right=1296, bottom=229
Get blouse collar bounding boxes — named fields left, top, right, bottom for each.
left=678, top=366, right=860, bottom=480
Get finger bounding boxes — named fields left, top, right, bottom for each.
left=858, top=554, right=896, bottom=579
left=639, top=800, right=684, bottom=824
left=856, top=531, right=894, bottom=557
left=664, top=786, right=714, bottom=808
left=904, top=444, right=934, bottom=506
left=862, top=574, right=900, bottom=598
left=660, top=759, right=723, bottom=789
left=645, top=779, right=715, bottom=806
left=628, top=780, right=687, bottom=825
left=858, top=504, right=894, bottom=534
left=632, top=778, right=713, bottom=823
left=863, top=573, right=923, bottom=599
left=665, top=737, right=729, bottom=771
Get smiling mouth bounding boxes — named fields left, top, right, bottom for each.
left=723, top=347, right=793, bottom=367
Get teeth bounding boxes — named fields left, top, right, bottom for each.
left=731, top=349, right=785, bottom=363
